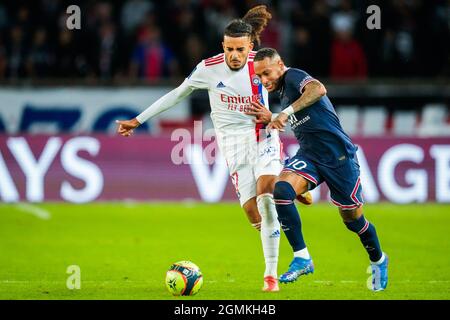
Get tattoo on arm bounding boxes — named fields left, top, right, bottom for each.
left=291, top=81, right=326, bottom=112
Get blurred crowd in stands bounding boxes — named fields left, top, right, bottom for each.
left=0, top=0, right=449, bottom=82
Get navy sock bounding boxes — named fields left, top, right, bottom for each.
left=345, top=215, right=383, bottom=262
left=273, top=181, right=306, bottom=252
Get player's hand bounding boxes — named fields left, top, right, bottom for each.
left=245, top=100, right=272, bottom=124
left=267, top=113, right=288, bottom=132
left=115, top=118, right=140, bottom=137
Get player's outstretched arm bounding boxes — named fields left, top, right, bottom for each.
left=116, top=118, right=140, bottom=137
left=115, top=80, right=195, bottom=137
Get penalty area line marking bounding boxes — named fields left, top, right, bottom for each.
left=15, top=203, right=51, bottom=220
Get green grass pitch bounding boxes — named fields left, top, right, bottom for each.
left=0, top=202, right=449, bottom=300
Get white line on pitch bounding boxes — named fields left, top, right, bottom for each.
left=313, top=280, right=357, bottom=284
left=2, top=280, right=449, bottom=284
left=15, top=203, right=51, bottom=220
left=312, top=280, right=450, bottom=284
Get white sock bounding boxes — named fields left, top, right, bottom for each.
left=371, top=252, right=386, bottom=265
left=294, top=247, right=311, bottom=260
left=257, top=193, right=280, bottom=278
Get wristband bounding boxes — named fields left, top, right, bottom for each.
left=281, top=105, right=295, bottom=116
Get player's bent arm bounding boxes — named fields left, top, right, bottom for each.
left=135, top=80, right=195, bottom=124
left=281, top=80, right=327, bottom=116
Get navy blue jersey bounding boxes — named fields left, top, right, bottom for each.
left=279, top=68, right=357, bottom=168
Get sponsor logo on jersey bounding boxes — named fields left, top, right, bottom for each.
left=289, top=114, right=311, bottom=130
left=220, top=93, right=263, bottom=113
left=220, top=93, right=261, bottom=104
left=216, top=81, right=226, bottom=88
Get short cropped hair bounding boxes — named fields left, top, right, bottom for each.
left=254, top=47, right=280, bottom=62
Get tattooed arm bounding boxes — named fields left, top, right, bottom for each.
left=290, top=80, right=327, bottom=113
left=267, top=80, right=327, bottom=131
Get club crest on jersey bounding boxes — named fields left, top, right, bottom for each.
left=251, top=74, right=261, bottom=86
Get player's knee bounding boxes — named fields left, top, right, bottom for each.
left=273, top=181, right=296, bottom=201
left=339, top=207, right=362, bottom=223
left=256, top=193, right=277, bottom=222
left=343, top=212, right=368, bottom=234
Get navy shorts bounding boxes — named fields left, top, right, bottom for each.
left=282, top=152, right=364, bottom=210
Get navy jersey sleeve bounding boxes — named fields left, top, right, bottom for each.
left=285, top=69, right=317, bottom=93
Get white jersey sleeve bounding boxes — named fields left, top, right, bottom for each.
left=136, top=61, right=209, bottom=124
left=184, top=61, right=210, bottom=90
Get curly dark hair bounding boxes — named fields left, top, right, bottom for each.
left=224, top=5, right=272, bottom=46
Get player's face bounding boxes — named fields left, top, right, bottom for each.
left=254, top=57, right=285, bottom=92
left=222, top=36, right=254, bottom=71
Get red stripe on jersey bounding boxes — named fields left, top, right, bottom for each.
left=205, top=54, right=224, bottom=63
left=205, top=58, right=224, bottom=64
left=206, top=53, right=224, bottom=59
left=247, top=60, right=263, bottom=142
left=205, top=55, right=224, bottom=66
left=205, top=57, right=224, bottom=64
left=205, top=60, right=224, bottom=67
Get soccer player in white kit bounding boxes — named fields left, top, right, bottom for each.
left=116, top=5, right=311, bottom=292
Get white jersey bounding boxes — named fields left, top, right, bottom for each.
left=186, top=52, right=267, bottom=136
left=184, top=52, right=280, bottom=169
left=136, top=51, right=283, bottom=204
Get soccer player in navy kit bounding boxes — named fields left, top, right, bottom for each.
left=248, top=48, right=388, bottom=291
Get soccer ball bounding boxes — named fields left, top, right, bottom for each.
left=165, top=260, right=203, bottom=296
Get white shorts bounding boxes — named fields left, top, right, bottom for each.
left=225, top=133, right=284, bottom=206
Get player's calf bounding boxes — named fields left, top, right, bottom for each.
left=273, top=175, right=311, bottom=257
left=343, top=212, right=383, bottom=263
left=243, top=199, right=261, bottom=231
left=273, top=180, right=313, bottom=283
left=342, top=211, right=388, bottom=291
left=257, top=193, right=280, bottom=280
left=273, top=181, right=308, bottom=252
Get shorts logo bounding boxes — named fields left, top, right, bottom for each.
left=252, top=74, right=261, bottom=86
left=260, top=146, right=276, bottom=157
